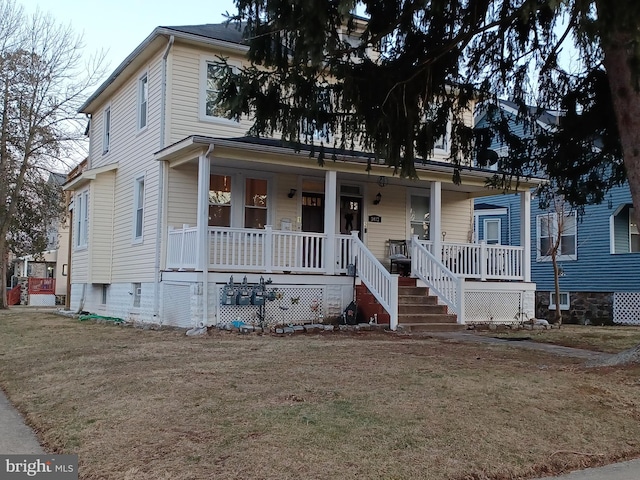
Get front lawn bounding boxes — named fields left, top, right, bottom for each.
left=478, top=324, right=640, bottom=353
left=1, top=310, right=640, bottom=479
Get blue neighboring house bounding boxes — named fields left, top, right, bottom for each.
left=475, top=100, right=640, bottom=325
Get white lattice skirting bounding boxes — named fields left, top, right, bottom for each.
left=465, top=291, right=525, bottom=323
left=28, top=294, right=56, bottom=307
left=218, top=286, right=324, bottom=327
left=613, top=293, right=640, bottom=325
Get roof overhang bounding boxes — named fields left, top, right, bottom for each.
left=154, top=136, right=545, bottom=194
left=63, top=163, right=118, bottom=191
left=79, top=27, right=248, bottom=114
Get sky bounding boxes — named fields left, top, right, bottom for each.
left=20, top=0, right=238, bottom=83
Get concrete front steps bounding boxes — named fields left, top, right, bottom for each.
left=355, top=277, right=465, bottom=332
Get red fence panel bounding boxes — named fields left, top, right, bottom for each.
left=28, top=278, right=56, bottom=295
left=8, top=285, right=21, bottom=305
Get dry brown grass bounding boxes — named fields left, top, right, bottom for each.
left=2, top=309, right=640, bottom=480
left=478, top=324, right=640, bottom=354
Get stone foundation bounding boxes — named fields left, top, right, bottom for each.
left=535, top=291, right=614, bottom=325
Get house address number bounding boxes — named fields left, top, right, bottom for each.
left=368, top=215, right=382, bottom=223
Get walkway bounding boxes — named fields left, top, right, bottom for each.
left=0, top=389, right=44, bottom=454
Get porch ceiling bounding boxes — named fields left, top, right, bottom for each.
left=154, top=135, right=544, bottom=195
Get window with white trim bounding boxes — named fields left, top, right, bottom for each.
left=208, top=173, right=270, bottom=228
left=536, top=213, right=577, bottom=262
left=209, top=174, right=232, bottom=227
left=103, top=106, right=111, bottom=154
left=409, top=195, right=430, bottom=240
left=138, top=74, right=148, bottom=130
left=202, top=58, right=241, bottom=121
left=483, top=218, right=501, bottom=245
left=75, top=190, right=89, bottom=248
left=549, top=292, right=570, bottom=311
left=133, top=176, right=145, bottom=241
left=132, top=283, right=141, bottom=308
left=611, top=204, right=640, bottom=254
left=244, top=178, right=268, bottom=229
left=630, top=207, right=640, bottom=252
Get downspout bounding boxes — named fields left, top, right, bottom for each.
left=153, top=35, right=174, bottom=322
left=201, top=144, right=215, bottom=327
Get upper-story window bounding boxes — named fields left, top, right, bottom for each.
left=138, top=74, right=148, bottom=130
left=536, top=212, right=577, bottom=262
left=102, top=106, right=111, bottom=154
left=201, top=57, right=241, bottom=123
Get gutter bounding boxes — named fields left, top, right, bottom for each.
left=163, top=135, right=546, bottom=186
left=153, top=35, right=174, bottom=322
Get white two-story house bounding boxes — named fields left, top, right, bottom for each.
left=64, top=22, right=541, bottom=329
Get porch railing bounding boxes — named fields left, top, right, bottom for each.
left=350, top=232, right=399, bottom=330
left=411, top=237, right=464, bottom=322
left=167, top=225, right=352, bottom=274
left=167, top=225, right=198, bottom=270
left=417, top=240, right=524, bottom=281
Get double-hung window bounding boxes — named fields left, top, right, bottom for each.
left=536, top=212, right=577, bottom=261
left=138, top=74, right=148, bottom=130
left=202, top=57, right=241, bottom=122
left=209, top=174, right=232, bottom=227
left=244, top=178, right=268, bottom=229
left=75, top=190, right=89, bottom=248
left=133, top=176, right=145, bottom=242
left=103, top=106, right=111, bottom=154
left=483, top=219, right=501, bottom=245
left=208, top=174, right=269, bottom=228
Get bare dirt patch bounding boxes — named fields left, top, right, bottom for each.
left=1, top=310, right=640, bottom=479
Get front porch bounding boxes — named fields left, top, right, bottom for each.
left=156, top=136, right=539, bottom=329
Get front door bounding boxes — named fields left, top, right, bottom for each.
left=340, top=196, right=362, bottom=237
left=302, top=193, right=324, bottom=268
left=302, top=193, right=324, bottom=233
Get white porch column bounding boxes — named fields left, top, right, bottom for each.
left=520, top=190, right=532, bottom=282
left=430, top=181, right=442, bottom=262
left=197, top=148, right=212, bottom=325
left=324, top=170, right=337, bottom=275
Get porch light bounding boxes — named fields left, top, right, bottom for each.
left=287, top=188, right=297, bottom=198
left=373, top=192, right=382, bottom=205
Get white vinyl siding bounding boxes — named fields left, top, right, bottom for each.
left=167, top=164, right=198, bottom=228
left=89, top=171, right=116, bottom=284
left=85, top=49, right=163, bottom=284
left=138, top=74, right=148, bottom=130
left=441, top=191, right=473, bottom=243
left=133, top=175, right=145, bottom=242
left=168, top=45, right=256, bottom=143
